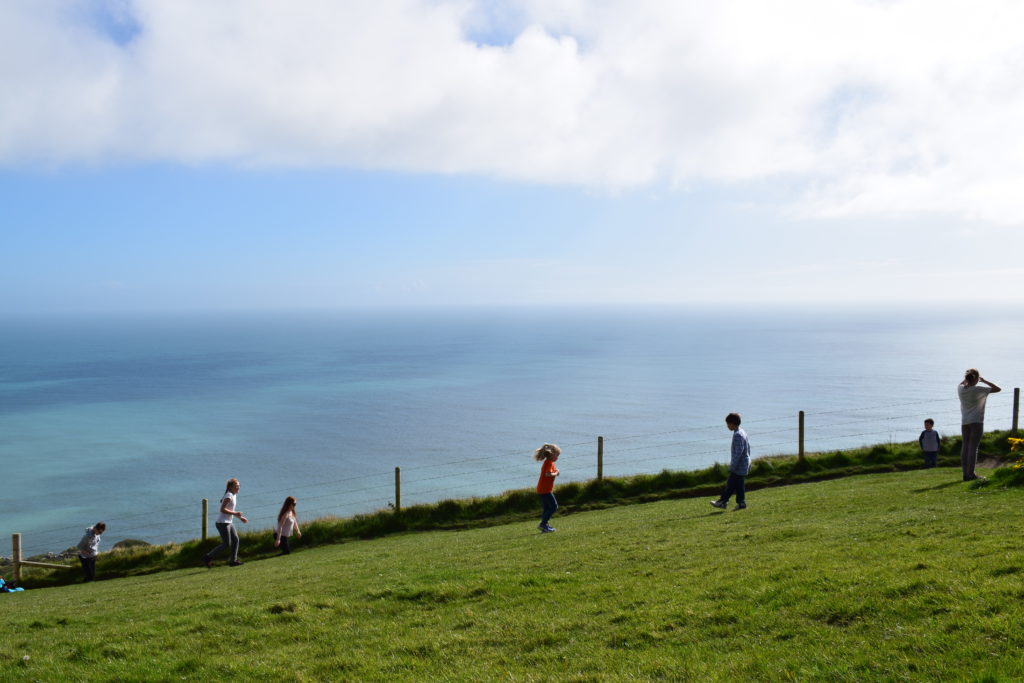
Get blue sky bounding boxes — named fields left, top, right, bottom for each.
left=2, top=1, right=1023, bottom=313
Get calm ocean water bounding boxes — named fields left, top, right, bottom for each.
left=2, top=306, right=1021, bottom=555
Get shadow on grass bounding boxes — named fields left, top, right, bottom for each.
left=910, top=481, right=962, bottom=493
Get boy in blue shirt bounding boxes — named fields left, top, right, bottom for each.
left=919, top=418, right=940, bottom=468
left=711, top=413, right=751, bottom=511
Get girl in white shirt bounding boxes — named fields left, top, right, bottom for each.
left=274, top=496, right=302, bottom=555
left=203, top=477, right=248, bottom=567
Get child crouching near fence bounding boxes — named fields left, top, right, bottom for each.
left=76, top=522, right=106, bottom=582
left=274, top=496, right=302, bottom=555
left=535, top=443, right=561, bottom=533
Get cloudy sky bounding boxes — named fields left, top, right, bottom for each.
left=2, top=0, right=1023, bottom=313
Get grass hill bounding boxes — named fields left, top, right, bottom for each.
left=3, top=466, right=1024, bottom=681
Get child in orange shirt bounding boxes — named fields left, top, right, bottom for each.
left=535, top=443, right=561, bottom=533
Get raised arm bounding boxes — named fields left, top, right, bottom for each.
left=981, top=377, right=1002, bottom=393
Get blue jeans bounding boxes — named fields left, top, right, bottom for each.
left=720, top=473, right=746, bottom=505
left=539, top=493, right=558, bottom=525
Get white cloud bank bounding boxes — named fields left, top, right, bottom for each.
left=3, top=0, right=1024, bottom=223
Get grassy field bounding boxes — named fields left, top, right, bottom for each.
left=3, top=466, right=1024, bottom=681
left=18, top=432, right=1014, bottom=590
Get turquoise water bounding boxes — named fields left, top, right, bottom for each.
left=2, top=306, right=1021, bottom=555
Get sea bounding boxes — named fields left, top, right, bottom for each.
left=2, top=305, right=1021, bottom=556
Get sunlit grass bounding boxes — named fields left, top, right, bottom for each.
left=4, top=466, right=1024, bottom=681
left=18, top=430, right=1017, bottom=591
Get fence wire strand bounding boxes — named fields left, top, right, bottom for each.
left=11, top=393, right=1016, bottom=557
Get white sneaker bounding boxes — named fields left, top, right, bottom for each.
left=710, top=500, right=727, bottom=509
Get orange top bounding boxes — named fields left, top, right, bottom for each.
left=536, top=459, right=559, bottom=494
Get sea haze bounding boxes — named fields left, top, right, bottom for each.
left=1, top=305, right=1021, bottom=554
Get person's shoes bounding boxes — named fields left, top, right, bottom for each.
left=228, top=560, right=243, bottom=567
left=538, top=524, right=555, bottom=533
left=734, top=503, right=747, bottom=510
left=710, top=500, right=727, bottom=509
left=545, top=525, right=556, bottom=532
left=203, top=556, right=212, bottom=569
left=964, top=474, right=987, bottom=482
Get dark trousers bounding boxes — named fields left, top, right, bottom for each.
left=277, top=534, right=291, bottom=555
left=206, top=522, right=240, bottom=563
left=923, top=451, right=938, bottom=468
left=720, top=473, right=746, bottom=505
left=961, top=423, right=983, bottom=480
left=79, top=555, right=96, bottom=582
left=539, top=493, right=558, bottom=525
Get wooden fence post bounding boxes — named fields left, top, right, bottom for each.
left=10, top=533, right=73, bottom=583
left=798, top=411, right=805, bottom=462
left=597, top=436, right=604, bottom=482
left=394, top=467, right=401, bottom=513
left=1013, top=388, right=1020, bottom=435
left=12, top=533, right=21, bottom=584
left=202, top=498, right=208, bottom=541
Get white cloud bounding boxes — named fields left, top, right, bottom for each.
left=3, top=0, right=1024, bottom=223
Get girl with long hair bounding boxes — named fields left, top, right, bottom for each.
left=274, top=496, right=302, bottom=555
left=203, top=477, right=248, bottom=568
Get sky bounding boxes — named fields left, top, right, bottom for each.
left=2, top=0, right=1024, bottom=313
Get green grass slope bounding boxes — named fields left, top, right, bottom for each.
left=3, top=467, right=1023, bottom=681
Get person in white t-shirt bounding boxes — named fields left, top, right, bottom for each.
left=203, top=477, right=248, bottom=568
left=957, top=368, right=1001, bottom=482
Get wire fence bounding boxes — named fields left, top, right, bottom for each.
left=8, top=390, right=1020, bottom=559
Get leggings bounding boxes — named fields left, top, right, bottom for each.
left=207, top=522, right=240, bottom=563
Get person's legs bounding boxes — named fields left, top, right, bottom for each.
left=539, top=493, right=558, bottom=526
left=961, top=423, right=983, bottom=480
left=80, top=556, right=96, bottom=582
left=206, top=522, right=232, bottom=561
left=720, top=475, right=737, bottom=504
left=279, top=534, right=291, bottom=555
left=734, top=474, right=746, bottom=506
left=228, top=524, right=240, bottom=563
left=924, top=451, right=938, bottom=468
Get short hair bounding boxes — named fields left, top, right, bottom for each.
left=924, top=418, right=934, bottom=426
left=225, top=477, right=239, bottom=491
left=94, top=522, right=106, bottom=533
left=964, top=368, right=980, bottom=383
left=725, top=412, right=741, bottom=426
